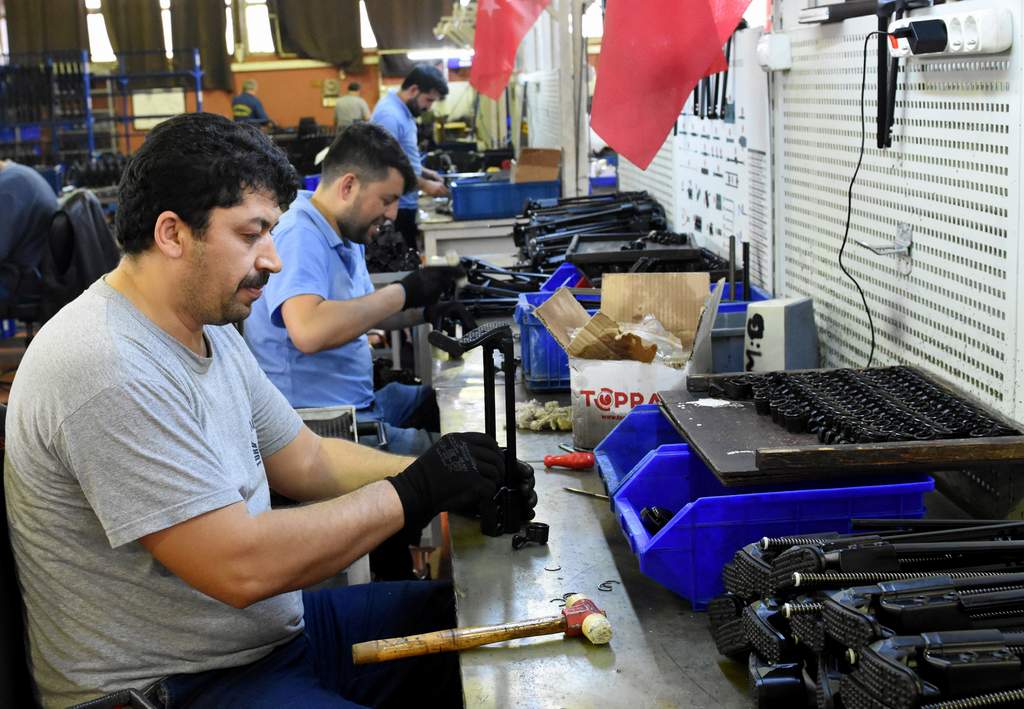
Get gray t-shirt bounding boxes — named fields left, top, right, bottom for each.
left=333, top=94, right=370, bottom=131
left=4, top=278, right=305, bottom=708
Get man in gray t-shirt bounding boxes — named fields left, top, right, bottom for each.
left=4, top=112, right=526, bottom=708
left=333, top=82, right=370, bottom=132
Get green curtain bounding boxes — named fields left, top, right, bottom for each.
left=364, top=0, right=448, bottom=77
left=272, top=0, right=362, bottom=70
left=103, top=0, right=167, bottom=76
left=5, top=0, right=87, bottom=55
left=170, top=0, right=233, bottom=91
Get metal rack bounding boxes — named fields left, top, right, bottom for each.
left=0, top=48, right=203, bottom=164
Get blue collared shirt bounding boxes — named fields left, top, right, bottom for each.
left=371, top=90, right=422, bottom=210
left=245, top=191, right=376, bottom=409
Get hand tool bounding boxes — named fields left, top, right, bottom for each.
left=543, top=452, right=595, bottom=470
left=351, top=593, right=612, bottom=664
left=562, top=487, right=608, bottom=501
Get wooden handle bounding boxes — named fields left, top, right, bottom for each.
left=352, top=615, right=567, bottom=664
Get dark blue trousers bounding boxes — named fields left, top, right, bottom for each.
left=161, top=582, right=460, bottom=708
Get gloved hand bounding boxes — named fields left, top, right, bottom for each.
left=511, top=459, right=538, bottom=521
left=387, top=432, right=502, bottom=531
left=424, top=300, right=478, bottom=333
left=399, top=266, right=464, bottom=310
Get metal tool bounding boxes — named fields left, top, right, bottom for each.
left=428, top=323, right=528, bottom=537
left=563, top=487, right=609, bottom=501
left=351, top=593, right=612, bottom=664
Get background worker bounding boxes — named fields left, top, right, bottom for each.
left=371, top=63, right=450, bottom=251
left=334, top=82, right=370, bottom=132
left=232, top=78, right=272, bottom=126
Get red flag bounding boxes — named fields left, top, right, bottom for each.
left=471, top=0, right=552, bottom=100
left=592, top=0, right=751, bottom=169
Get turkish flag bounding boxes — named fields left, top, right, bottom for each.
left=471, top=0, right=552, bottom=100
left=592, top=0, right=751, bottom=169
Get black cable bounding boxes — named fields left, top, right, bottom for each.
left=840, top=31, right=883, bottom=369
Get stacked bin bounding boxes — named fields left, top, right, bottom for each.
left=596, top=406, right=935, bottom=610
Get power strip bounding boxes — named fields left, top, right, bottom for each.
left=889, top=8, right=1013, bottom=58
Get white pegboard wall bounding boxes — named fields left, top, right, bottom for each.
left=524, top=70, right=563, bottom=150
left=617, top=136, right=680, bottom=230
left=773, top=0, right=1021, bottom=420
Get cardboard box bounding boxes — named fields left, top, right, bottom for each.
left=535, top=273, right=723, bottom=448
left=511, top=148, right=561, bottom=183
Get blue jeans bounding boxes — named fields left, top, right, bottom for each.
left=160, top=582, right=460, bottom=708
left=358, top=382, right=434, bottom=456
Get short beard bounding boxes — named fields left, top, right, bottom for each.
left=405, top=97, right=423, bottom=117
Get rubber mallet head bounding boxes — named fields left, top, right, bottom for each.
left=563, top=594, right=612, bottom=644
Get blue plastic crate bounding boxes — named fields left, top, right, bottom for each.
left=0, top=320, right=16, bottom=339
left=540, top=262, right=588, bottom=292
left=594, top=404, right=685, bottom=494
left=515, top=290, right=599, bottom=391
left=303, top=174, right=321, bottom=191
left=451, top=177, right=560, bottom=220
left=612, top=442, right=934, bottom=610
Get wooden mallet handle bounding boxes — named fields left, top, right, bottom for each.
left=352, top=615, right=568, bottom=665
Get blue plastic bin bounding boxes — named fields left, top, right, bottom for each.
left=594, top=404, right=684, bottom=494
left=612, top=442, right=934, bottom=609
left=540, top=262, right=588, bottom=291
left=515, top=290, right=600, bottom=391
left=303, top=174, right=321, bottom=191
left=0, top=320, right=16, bottom=339
left=451, top=177, right=560, bottom=220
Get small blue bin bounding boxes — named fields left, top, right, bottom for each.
left=303, top=174, right=321, bottom=191
left=451, top=177, right=560, bottom=220
left=612, top=442, right=934, bottom=610
left=515, top=290, right=599, bottom=391
left=540, top=262, right=588, bottom=291
left=0, top=320, right=17, bottom=339
left=594, top=404, right=684, bottom=494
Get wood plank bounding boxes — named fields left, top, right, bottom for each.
left=756, top=436, right=1024, bottom=470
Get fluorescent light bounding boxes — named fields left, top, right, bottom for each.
left=407, top=48, right=475, bottom=61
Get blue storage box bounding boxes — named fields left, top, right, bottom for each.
left=612, top=442, right=934, bottom=610
left=594, top=404, right=684, bottom=494
left=451, top=177, right=560, bottom=220
left=0, top=320, right=17, bottom=339
left=303, top=174, right=321, bottom=191
left=515, top=289, right=599, bottom=391
left=540, top=262, right=588, bottom=292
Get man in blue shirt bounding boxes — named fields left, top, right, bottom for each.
left=371, top=64, right=450, bottom=250
left=245, top=123, right=460, bottom=458
left=232, top=79, right=272, bottom=125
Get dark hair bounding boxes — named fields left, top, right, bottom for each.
left=347, top=81, right=361, bottom=92
left=116, top=112, right=298, bottom=255
left=320, top=122, right=416, bottom=194
left=401, top=63, right=448, bottom=98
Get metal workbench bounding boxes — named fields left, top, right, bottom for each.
left=434, top=346, right=748, bottom=708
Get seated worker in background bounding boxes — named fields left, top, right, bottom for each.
left=371, top=63, right=450, bottom=251
left=245, top=123, right=460, bottom=459
left=334, top=81, right=370, bottom=132
left=0, top=160, right=58, bottom=300
left=232, top=78, right=271, bottom=125
left=4, top=112, right=532, bottom=708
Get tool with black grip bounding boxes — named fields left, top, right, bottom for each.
left=428, top=322, right=528, bottom=536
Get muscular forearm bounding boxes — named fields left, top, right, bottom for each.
left=271, top=436, right=413, bottom=501
left=284, top=284, right=406, bottom=353
left=375, top=308, right=424, bottom=331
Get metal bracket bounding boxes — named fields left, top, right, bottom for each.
left=854, top=222, right=913, bottom=257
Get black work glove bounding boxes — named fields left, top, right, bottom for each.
left=387, top=432, right=503, bottom=531
left=511, top=459, right=538, bottom=521
left=399, top=266, right=464, bottom=310
left=424, top=300, right=478, bottom=333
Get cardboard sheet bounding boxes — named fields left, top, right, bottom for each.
left=600, top=272, right=711, bottom=345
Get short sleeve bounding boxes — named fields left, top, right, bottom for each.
left=234, top=336, right=303, bottom=456
left=265, top=221, right=331, bottom=328
left=57, top=379, right=243, bottom=548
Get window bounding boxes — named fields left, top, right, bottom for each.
left=159, top=0, right=172, bottom=58
left=581, top=1, right=603, bottom=38
left=0, top=0, right=9, bottom=62
left=225, top=0, right=235, bottom=55
left=84, top=0, right=116, bottom=63
left=359, top=0, right=377, bottom=49
left=243, top=0, right=275, bottom=54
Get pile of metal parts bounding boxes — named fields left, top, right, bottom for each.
left=564, top=231, right=732, bottom=285
left=65, top=153, right=129, bottom=189
left=711, top=366, right=1018, bottom=443
left=455, top=257, right=549, bottom=317
left=710, top=518, right=1024, bottom=709
left=364, top=223, right=421, bottom=273
left=512, top=192, right=668, bottom=270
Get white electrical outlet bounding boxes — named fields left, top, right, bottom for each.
left=889, top=8, right=1013, bottom=58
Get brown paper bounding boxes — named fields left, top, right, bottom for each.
left=600, top=273, right=710, bottom=344
left=533, top=288, right=593, bottom=351
left=511, top=148, right=561, bottom=183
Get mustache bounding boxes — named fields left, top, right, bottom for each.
left=239, top=271, right=270, bottom=290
